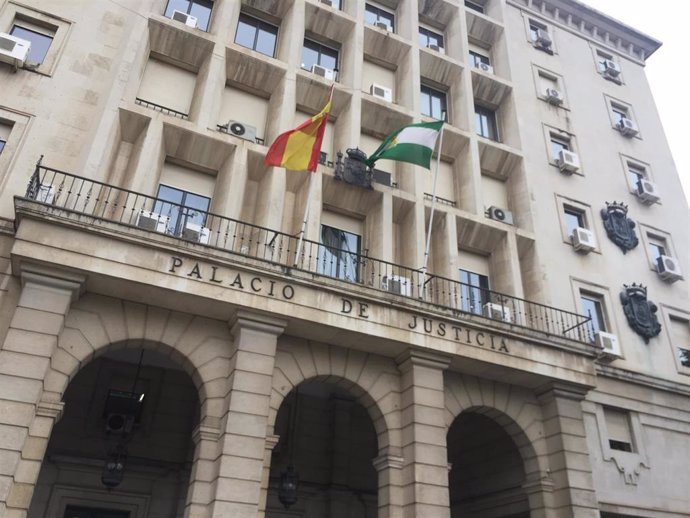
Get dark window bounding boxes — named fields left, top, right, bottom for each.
left=418, top=27, right=444, bottom=49
left=474, top=104, right=498, bottom=140
left=465, top=0, right=485, bottom=13
left=322, top=0, right=342, bottom=8
left=628, top=163, right=645, bottom=186
left=0, top=139, right=5, bottom=154
left=609, top=439, right=633, bottom=452
left=235, top=14, right=278, bottom=57
left=365, top=4, right=395, bottom=31
left=550, top=135, right=570, bottom=160
left=529, top=20, right=546, bottom=42
left=459, top=269, right=490, bottom=315
left=318, top=225, right=361, bottom=282
left=679, top=348, right=690, bottom=368
left=612, top=106, right=628, bottom=126
left=10, top=25, right=53, bottom=65
left=580, top=293, right=606, bottom=334
left=421, top=85, right=447, bottom=121
left=469, top=50, right=490, bottom=67
left=164, top=0, right=213, bottom=31
left=64, top=506, right=130, bottom=518
left=301, top=39, right=338, bottom=72
left=564, top=208, right=585, bottom=236
left=154, top=184, right=211, bottom=237
left=648, top=238, right=667, bottom=264
left=596, top=51, right=613, bottom=73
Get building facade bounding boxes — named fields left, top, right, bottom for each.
left=0, top=0, right=689, bottom=517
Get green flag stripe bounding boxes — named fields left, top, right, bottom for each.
left=373, top=143, right=434, bottom=169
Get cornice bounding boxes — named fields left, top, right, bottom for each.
left=596, top=363, right=690, bottom=397
left=507, top=0, right=662, bottom=62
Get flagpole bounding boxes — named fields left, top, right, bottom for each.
left=421, top=123, right=445, bottom=296
left=294, top=172, right=316, bottom=266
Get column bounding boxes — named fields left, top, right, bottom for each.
left=373, top=451, right=404, bottom=518
left=210, top=311, right=286, bottom=518
left=396, top=350, right=452, bottom=518
left=185, top=424, right=222, bottom=518
left=0, top=265, right=84, bottom=517
left=536, top=382, right=600, bottom=518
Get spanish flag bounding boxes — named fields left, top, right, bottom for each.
left=264, top=86, right=333, bottom=173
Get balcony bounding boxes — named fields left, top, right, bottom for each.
left=18, top=163, right=594, bottom=345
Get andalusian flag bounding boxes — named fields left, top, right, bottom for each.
left=265, top=87, right=333, bottom=172
left=365, top=120, right=443, bottom=169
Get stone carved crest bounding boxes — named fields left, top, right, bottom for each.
left=620, top=284, right=661, bottom=343
left=335, top=148, right=373, bottom=189
left=601, top=202, right=638, bottom=253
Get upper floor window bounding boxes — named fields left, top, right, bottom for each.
left=647, top=234, right=668, bottom=266
left=419, top=27, right=444, bottom=50
left=154, top=184, right=211, bottom=237
left=164, top=0, right=213, bottom=31
left=421, top=85, right=448, bottom=121
left=469, top=50, right=490, bottom=68
left=464, top=0, right=485, bottom=13
left=611, top=105, right=628, bottom=126
left=596, top=49, right=622, bottom=82
left=563, top=207, right=586, bottom=236
left=235, top=14, right=278, bottom=57
left=0, top=124, right=8, bottom=155
left=459, top=269, right=490, bottom=316
left=0, top=139, right=5, bottom=155
left=475, top=104, right=498, bottom=141
left=322, top=0, right=342, bottom=8
left=627, top=162, right=646, bottom=187
left=550, top=133, right=571, bottom=160
left=365, top=4, right=395, bottom=32
left=302, top=39, right=338, bottom=76
left=604, top=407, right=634, bottom=453
left=318, top=225, right=361, bottom=282
left=10, top=24, right=53, bottom=65
left=580, top=292, right=607, bottom=334
left=528, top=19, right=553, bottom=53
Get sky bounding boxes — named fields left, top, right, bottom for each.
left=583, top=0, right=690, bottom=207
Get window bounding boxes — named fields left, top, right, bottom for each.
left=549, top=134, right=570, bottom=161
left=459, top=269, right=490, bottom=315
left=235, top=14, right=278, bottom=57
left=318, top=225, right=361, bottom=282
left=538, top=71, right=558, bottom=96
left=680, top=348, right=690, bottom=368
left=164, top=0, right=213, bottom=31
left=154, top=184, right=211, bottom=237
left=469, top=50, right=491, bottom=68
left=529, top=20, right=546, bottom=42
left=420, top=85, right=448, bottom=121
left=465, top=0, right=485, bottom=13
left=301, top=39, right=338, bottom=74
left=564, top=207, right=586, bottom=236
left=580, top=292, right=607, bottom=334
left=325, top=0, right=343, bottom=8
left=627, top=163, right=646, bottom=187
left=0, top=139, right=5, bottom=155
left=365, top=4, right=395, bottom=32
left=10, top=24, right=53, bottom=65
left=419, top=27, right=444, bottom=49
left=647, top=236, right=667, bottom=265
left=475, top=104, right=498, bottom=141
left=0, top=123, right=8, bottom=155
left=611, top=105, right=628, bottom=126
left=604, top=407, right=634, bottom=453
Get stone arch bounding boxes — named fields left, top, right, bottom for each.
left=45, top=293, right=233, bottom=424
left=269, top=336, right=402, bottom=455
left=444, top=373, right=548, bottom=477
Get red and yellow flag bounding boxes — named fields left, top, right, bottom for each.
left=264, top=86, right=333, bottom=172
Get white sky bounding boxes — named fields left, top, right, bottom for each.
left=582, top=0, right=690, bottom=207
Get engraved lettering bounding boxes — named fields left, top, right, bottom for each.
left=169, top=256, right=183, bottom=273
left=476, top=332, right=485, bottom=346
left=342, top=299, right=353, bottom=314
left=210, top=266, right=223, bottom=283
left=358, top=303, right=369, bottom=319
left=453, top=326, right=462, bottom=340
left=250, top=277, right=262, bottom=292
left=423, top=318, right=433, bottom=334
left=409, top=315, right=418, bottom=329
left=268, top=280, right=276, bottom=297
left=282, top=285, right=295, bottom=300
left=187, top=263, right=202, bottom=279
left=499, top=339, right=509, bottom=353
left=230, top=273, right=244, bottom=289
left=437, top=322, right=446, bottom=337
left=465, top=328, right=472, bottom=345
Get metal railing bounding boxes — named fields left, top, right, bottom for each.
left=22, top=163, right=594, bottom=344
left=135, top=98, right=189, bottom=119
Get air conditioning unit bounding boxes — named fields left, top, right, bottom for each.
left=374, top=21, right=393, bottom=32
left=0, top=32, right=31, bottom=68
left=635, top=179, right=660, bottom=204
left=571, top=227, right=596, bottom=253
left=382, top=275, right=412, bottom=296
left=557, top=149, right=580, bottom=174
left=182, top=222, right=211, bottom=244
left=428, top=44, right=445, bottom=54
left=136, top=211, right=168, bottom=233
left=487, top=206, right=514, bottom=225
left=617, top=117, right=639, bottom=137
left=602, top=59, right=621, bottom=78
left=595, top=331, right=621, bottom=362
left=476, top=62, right=494, bottom=74
left=171, top=10, right=198, bottom=28
left=483, top=302, right=511, bottom=322
left=35, top=184, right=55, bottom=204
left=534, top=29, right=552, bottom=49
left=545, top=88, right=564, bottom=105
left=657, top=255, right=682, bottom=282
left=311, top=63, right=335, bottom=80
left=370, top=83, right=393, bottom=103
left=226, top=120, right=257, bottom=143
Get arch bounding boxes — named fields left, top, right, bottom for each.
left=269, top=336, right=402, bottom=455
left=444, top=373, right=548, bottom=476
left=46, top=293, right=233, bottom=423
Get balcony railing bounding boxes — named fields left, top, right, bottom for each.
left=21, top=163, right=594, bottom=344
left=135, top=98, right=189, bottom=120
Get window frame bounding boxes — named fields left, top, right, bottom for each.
left=469, top=49, right=490, bottom=68
left=593, top=47, right=623, bottom=84
left=474, top=103, right=499, bottom=141
left=464, top=0, right=486, bottom=14
left=571, top=279, right=617, bottom=343
left=9, top=23, right=53, bottom=65
left=154, top=183, right=212, bottom=237
left=662, top=310, right=690, bottom=374
left=318, top=223, right=362, bottom=283
left=525, top=17, right=555, bottom=53
left=532, top=66, right=567, bottom=107
left=639, top=225, right=677, bottom=273
left=420, top=84, right=448, bottom=122
left=459, top=268, right=490, bottom=316
left=234, top=13, right=279, bottom=57
left=580, top=291, right=608, bottom=335
left=164, top=0, right=213, bottom=32
left=556, top=195, right=599, bottom=252
left=605, top=96, right=639, bottom=138
left=544, top=125, right=581, bottom=174
left=365, top=3, right=395, bottom=32
left=418, top=26, right=445, bottom=50
left=301, top=38, right=339, bottom=74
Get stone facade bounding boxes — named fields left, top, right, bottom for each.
left=0, top=1, right=689, bottom=518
